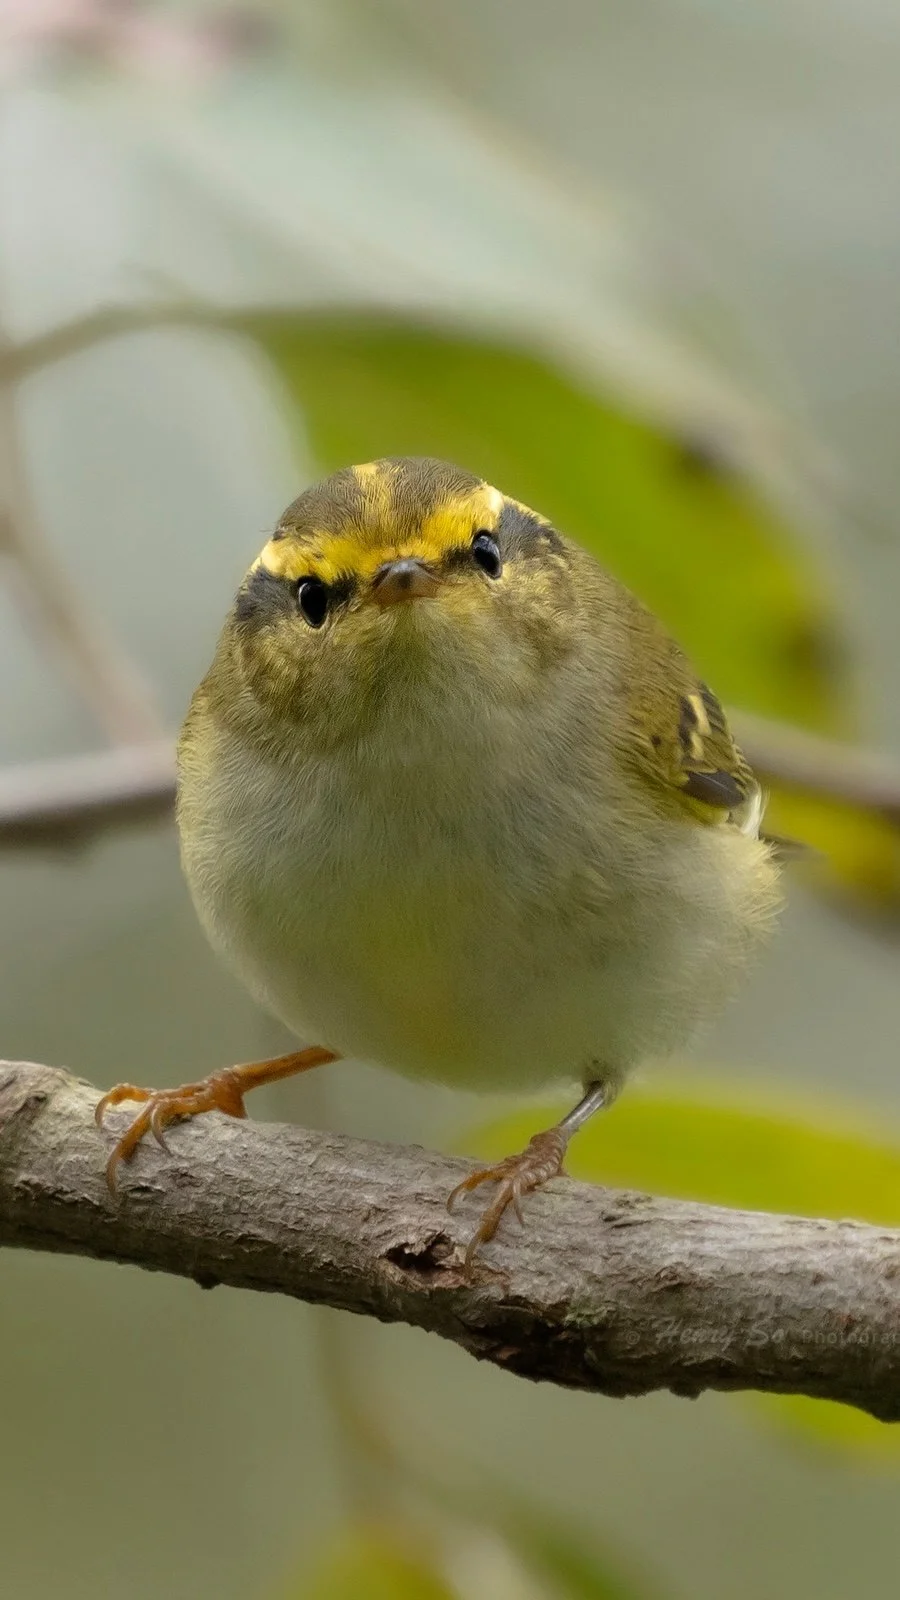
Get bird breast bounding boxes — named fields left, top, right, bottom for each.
left=178, top=705, right=777, bottom=1094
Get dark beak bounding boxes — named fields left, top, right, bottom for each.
left=370, top=557, right=440, bottom=607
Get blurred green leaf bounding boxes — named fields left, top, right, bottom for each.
left=231, top=309, right=900, bottom=909
left=290, top=1508, right=657, bottom=1600
left=294, top=1525, right=455, bottom=1600
left=749, top=1392, right=900, bottom=1461
left=496, top=1499, right=660, bottom=1600
left=239, top=311, right=843, bottom=731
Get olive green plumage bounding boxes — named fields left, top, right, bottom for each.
left=176, top=456, right=779, bottom=1099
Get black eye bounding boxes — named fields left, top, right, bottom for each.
left=297, top=576, right=329, bottom=627
left=472, top=531, right=502, bottom=579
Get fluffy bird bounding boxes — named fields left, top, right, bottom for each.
left=97, top=457, right=781, bottom=1262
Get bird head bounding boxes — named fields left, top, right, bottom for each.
left=223, top=457, right=577, bottom=750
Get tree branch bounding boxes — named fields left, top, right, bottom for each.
left=0, top=742, right=175, bottom=846
left=1, top=1060, right=898, bottom=1420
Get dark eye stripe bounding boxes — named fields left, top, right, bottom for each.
left=439, top=544, right=482, bottom=573
left=326, top=573, right=357, bottom=607
left=497, top=505, right=563, bottom=558
left=235, top=566, right=358, bottom=630
left=234, top=567, right=296, bottom=625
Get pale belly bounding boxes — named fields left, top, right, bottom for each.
left=180, top=742, right=771, bottom=1095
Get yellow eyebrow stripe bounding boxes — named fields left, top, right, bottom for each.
left=419, top=484, right=503, bottom=555
left=253, top=481, right=504, bottom=586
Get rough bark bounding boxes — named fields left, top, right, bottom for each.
left=1, top=1059, right=898, bottom=1420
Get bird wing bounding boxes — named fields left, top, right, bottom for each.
left=623, top=618, right=762, bottom=834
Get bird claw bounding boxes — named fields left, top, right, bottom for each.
left=95, top=1050, right=336, bottom=1193
left=93, top=1083, right=151, bottom=1126
left=447, top=1127, right=568, bottom=1268
left=149, top=1099, right=174, bottom=1151
left=96, top=1071, right=247, bottom=1192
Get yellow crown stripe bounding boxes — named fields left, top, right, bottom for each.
left=351, top=460, right=396, bottom=526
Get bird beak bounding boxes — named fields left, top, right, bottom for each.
left=370, top=557, right=441, bottom=607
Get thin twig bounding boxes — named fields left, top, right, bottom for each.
left=0, top=742, right=175, bottom=845
left=2, top=305, right=210, bottom=386
left=1, top=1060, right=899, bottom=1420
left=734, top=711, right=900, bottom=823
left=0, top=327, right=164, bottom=745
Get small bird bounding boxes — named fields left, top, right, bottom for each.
left=97, top=456, right=781, bottom=1263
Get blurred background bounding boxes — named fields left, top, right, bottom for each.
left=4, top=2, right=900, bottom=1596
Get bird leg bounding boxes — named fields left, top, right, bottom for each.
left=95, top=1046, right=338, bottom=1192
left=447, top=1081, right=610, bottom=1268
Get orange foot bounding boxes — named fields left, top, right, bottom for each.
left=447, top=1126, right=568, bottom=1269
left=95, top=1047, right=337, bottom=1192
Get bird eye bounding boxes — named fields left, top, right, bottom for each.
left=297, top=576, right=329, bottom=627
left=472, top=531, right=502, bottom=579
